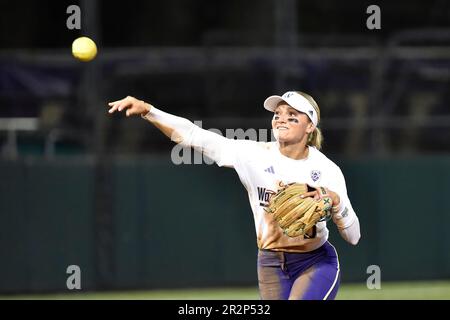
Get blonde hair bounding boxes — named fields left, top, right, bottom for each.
left=296, top=91, right=323, bottom=150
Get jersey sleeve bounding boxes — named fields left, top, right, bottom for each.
left=328, top=165, right=361, bottom=245
left=188, top=125, right=239, bottom=168
left=143, top=106, right=239, bottom=168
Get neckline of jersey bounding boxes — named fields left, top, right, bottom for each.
left=275, top=144, right=312, bottom=163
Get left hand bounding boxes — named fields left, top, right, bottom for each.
left=300, top=185, right=340, bottom=207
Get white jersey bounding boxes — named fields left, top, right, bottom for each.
left=145, top=107, right=360, bottom=253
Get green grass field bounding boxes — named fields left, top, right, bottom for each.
left=2, top=280, right=450, bottom=300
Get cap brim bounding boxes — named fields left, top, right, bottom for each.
left=263, top=91, right=319, bottom=126
left=263, top=95, right=285, bottom=112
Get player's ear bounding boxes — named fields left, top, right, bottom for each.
left=306, top=122, right=315, bottom=133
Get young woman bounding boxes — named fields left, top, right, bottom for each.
left=108, top=91, right=361, bottom=300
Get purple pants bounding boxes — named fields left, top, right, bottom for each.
left=257, top=241, right=340, bottom=300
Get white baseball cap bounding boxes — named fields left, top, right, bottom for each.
left=263, top=91, right=318, bottom=126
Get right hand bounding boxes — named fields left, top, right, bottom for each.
left=108, top=96, right=151, bottom=117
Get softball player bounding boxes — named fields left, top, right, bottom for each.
left=108, top=91, right=361, bottom=300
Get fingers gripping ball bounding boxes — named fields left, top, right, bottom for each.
left=72, top=37, right=97, bottom=62
left=265, top=183, right=332, bottom=237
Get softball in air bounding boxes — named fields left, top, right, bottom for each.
left=72, top=36, right=98, bottom=62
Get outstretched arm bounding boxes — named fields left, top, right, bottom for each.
left=108, top=96, right=236, bottom=167
left=108, top=96, right=183, bottom=142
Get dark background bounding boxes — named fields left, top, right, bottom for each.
left=1, top=1, right=448, bottom=47
left=0, top=0, right=449, bottom=295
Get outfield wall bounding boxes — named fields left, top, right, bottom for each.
left=1, top=156, right=449, bottom=293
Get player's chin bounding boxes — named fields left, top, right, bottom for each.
left=276, top=131, right=292, bottom=142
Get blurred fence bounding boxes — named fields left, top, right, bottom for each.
left=1, top=155, right=450, bottom=293
left=1, top=29, right=449, bottom=158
